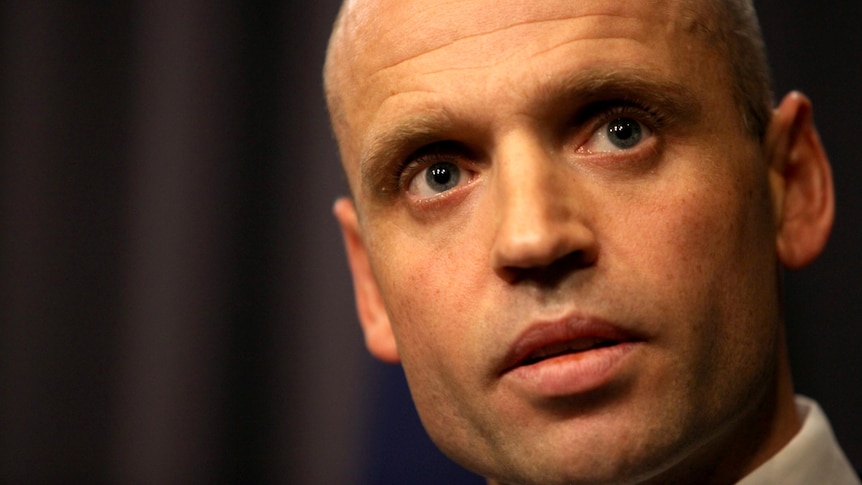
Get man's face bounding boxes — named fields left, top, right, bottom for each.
left=333, top=0, right=785, bottom=483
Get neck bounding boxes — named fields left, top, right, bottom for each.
left=693, top=336, right=801, bottom=484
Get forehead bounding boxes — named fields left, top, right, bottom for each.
left=333, top=0, right=723, bottom=182
left=346, top=0, right=704, bottom=71
left=342, top=0, right=710, bottom=74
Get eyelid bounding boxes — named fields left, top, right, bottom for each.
left=583, top=102, right=664, bottom=133
left=398, top=151, right=453, bottom=191
left=396, top=142, right=476, bottom=192
left=573, top=102, right=662, bottom=152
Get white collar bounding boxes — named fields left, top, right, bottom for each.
left=737, top=396, right=860, bottom=485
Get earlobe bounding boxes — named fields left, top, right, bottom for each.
left=766, top=92, right=835, bottom=269
left=333, top=198, right=400, bottom=363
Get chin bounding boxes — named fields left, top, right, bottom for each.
left=438, top=404, right=715, bottom=485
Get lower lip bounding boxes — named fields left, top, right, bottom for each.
left=504, top=342, right=638, bottom=397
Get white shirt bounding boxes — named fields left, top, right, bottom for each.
left=738, top=396, right=860, bottom=485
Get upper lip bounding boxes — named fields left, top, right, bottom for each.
left=499, top=314, right=642, bottom=375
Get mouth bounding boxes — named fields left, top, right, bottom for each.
left=518, top=337, right=620, bottom=367
left=499, top=316, right=641, bottom=397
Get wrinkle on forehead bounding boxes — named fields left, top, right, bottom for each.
left=338, top=0, right=698, bottom=72
left=375, top=13, right=644, bottom=74
left=373, top=14, right=653, bottom=85
left=331, top=0, right=718, bottom=116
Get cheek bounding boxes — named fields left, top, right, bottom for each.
left=371, top=217, right=490, bottom=374
left=368, top=197, right=512, bottom=425
left=370, top=228, right=495, bottom=448
left=612, top=154, right=775, bottom=295
left=609, top=161, right=780, bottom=403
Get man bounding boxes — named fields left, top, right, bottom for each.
left=324, top=0, right=860, bottom=483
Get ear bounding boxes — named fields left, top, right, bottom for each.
left=765, top=92, right=835, bottom=269
left=333, top=198, right=400, bottom=363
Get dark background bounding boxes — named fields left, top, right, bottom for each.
left=0, top=1, right=858, bottom=483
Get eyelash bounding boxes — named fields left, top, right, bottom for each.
left=394, top=144, right=472, bottom=194
left=581, top=102, right=666, bottom=137
left=388, top=102, right=667, bottom=194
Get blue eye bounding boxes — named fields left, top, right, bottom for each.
left=579, top=116, right=652, bottom=154
left=408, top=161, right=465, bottom=198
left=403, top=141, right=478, bottom=200
left=606, top=118, right=643, bottom=149
left=426, top=162, right=461, bottom=192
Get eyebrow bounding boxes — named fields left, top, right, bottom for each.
left=359, top=108, right=458, bottom=197
left=544, top=69, right=703, bottom=127
left=358, top=69, right=703, bottom=197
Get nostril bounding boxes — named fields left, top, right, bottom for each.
left=499, top=249, right=597, bottom=286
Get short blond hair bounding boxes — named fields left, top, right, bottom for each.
left=706, top=0, right=774, bottom=140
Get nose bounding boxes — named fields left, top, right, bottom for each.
left=490, top=135, right=598, bottom=284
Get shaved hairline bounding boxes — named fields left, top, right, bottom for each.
left=323, top=0, right=775, bottom=174
left=697, top=0, right=774, bottom=140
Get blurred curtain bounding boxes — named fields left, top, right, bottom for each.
left=0, top=1, right=371, bottom=482
left=0, top=1, right=859, bottom=484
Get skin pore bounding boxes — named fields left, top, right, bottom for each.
left=326, top=0, right=834, bottom=484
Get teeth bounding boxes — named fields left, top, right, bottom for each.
left=570, top=338, right=602, bottom=352
left=528, top=338, right=606, bottom=361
